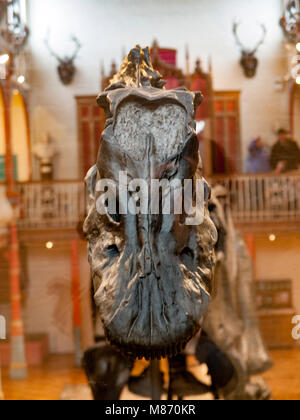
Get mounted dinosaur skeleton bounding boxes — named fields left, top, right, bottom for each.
left=83, top=46, right=272, bottom=400
left=199, top=185, right=273, bottom=400
left=84, top=45, right=217, bottom=361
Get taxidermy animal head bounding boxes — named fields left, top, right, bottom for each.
left=84, top=46, right=217, bottom=360
left=44, top=34, right=81, bottom=85
left=233, top=22, right=267, bottom=78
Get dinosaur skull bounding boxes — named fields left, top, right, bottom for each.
left=84, top=48, right=217, bottom=360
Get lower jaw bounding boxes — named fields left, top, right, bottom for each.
left=104, top=325, right=201, bottom=360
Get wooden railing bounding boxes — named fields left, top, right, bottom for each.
left=212, top=172, right=300, bottom=224
left=17, top=181, right=85, bottom=230
left=14, top=172, right=300, bottom=231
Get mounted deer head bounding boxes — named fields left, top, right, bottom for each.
left=45, top=34, right=82, bottom=85
left=233, top=22, right=267, bottom=78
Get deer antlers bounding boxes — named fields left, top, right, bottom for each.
left=44, top=31, right=82, bottom=64
left=233, top=21, right=267, bottom=78
left=69, top=36, right=82, bottom=61
left=44, top=31, right=82, bottom=85
left=233, top=21, right=267, bottom=54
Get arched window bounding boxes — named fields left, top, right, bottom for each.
left=10, top=90, right=31, bottom=182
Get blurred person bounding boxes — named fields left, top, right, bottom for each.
left=245, top=137, right=271, bottom=174
left=270, top=129, right=300, bottom=174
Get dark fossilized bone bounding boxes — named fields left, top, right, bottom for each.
left=84, top=46, right=217, bottom=361
left=83, top=180, right=273, bottom=400
left=83, top=344, right=134, bottom=400
left=200, top=185, right=273, bottom=400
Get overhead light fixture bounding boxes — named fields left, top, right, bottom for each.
left=280, top=1, right=300, bottom=43
left=0, top=1, right=29, bottom=56
left=280, top=1, right=300, bottom=84
left=0, top=54, right=9, bottom=65
left=0, top=0, right=29, bottom=86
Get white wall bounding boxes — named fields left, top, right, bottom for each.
left=23, top=241, right=93, bottom=354
left=27, top=0, right=290, bottom=179
left=255, top=233, right=300, bottom=319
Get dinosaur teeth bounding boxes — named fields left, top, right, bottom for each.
left=104, top=326, right=192, bottom=361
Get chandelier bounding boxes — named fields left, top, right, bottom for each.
left=0, top=0, right=29, bottom=82
left=0, top=0, right=29, bottom=54
left=280, top=0, right=300, bottom=43
left=280, top=1, right=300, bottom=85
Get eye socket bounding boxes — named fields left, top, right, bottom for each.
left=180, top=247, right=194, bottom=259
left=208, top=203, right=216, bottom=213
left=107, top=211, right=121, bottom=224
left=180, top=247, right=195, bottom=269
left=106, top=199, right=121, bottom=224
left=105, top=244, right=120, bottom=258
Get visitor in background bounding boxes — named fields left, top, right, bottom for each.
left=270, top=129, right=300, bottom=174
left=245, top=137, right=271, bottom=174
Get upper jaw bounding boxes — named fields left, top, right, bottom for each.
left=93, top=269, right=210, bottom=360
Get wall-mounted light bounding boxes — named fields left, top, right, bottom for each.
left=17, top=75, right=25, bottom=84
left=46, top=241, right=54, bottom=250
left=269, top=234, right=276, bottom=242
left=297, top=42, right=300, bottom=53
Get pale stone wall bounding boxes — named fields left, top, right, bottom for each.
left=255, top=233, right=300, bottom=347
left=27, top=0, right=289, bottom=179
left=23, top=241, right=93, bottom=354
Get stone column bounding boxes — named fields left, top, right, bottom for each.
left=9, top=223, right=27, bottom=379
left=71, top=239, right=82, bottom=367
left=0, top=359, right=4, bottom=400
left=2, top=65, right=27, bottom=380
left=0, top=318, right=5, bottom=400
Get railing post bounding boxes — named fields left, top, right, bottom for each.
left=244, top=233, right=256, bottom=277
left=17, top=181, right=85, bottom=230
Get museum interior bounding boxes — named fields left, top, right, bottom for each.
left=0, top=0, right=300, bottom=401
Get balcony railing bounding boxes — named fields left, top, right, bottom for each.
left=14, top=172, right=300, bottom=231
left=212, top=172, right=300, bottom=224
left=17, top=181, right=85, bottom=230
